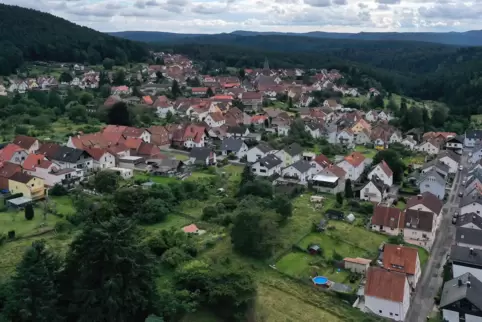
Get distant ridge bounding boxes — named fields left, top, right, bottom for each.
left=109, top=29, right=482, bottom=47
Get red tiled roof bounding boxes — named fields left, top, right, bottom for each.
left=344, top=152, right=366, bottom=167
left=124, top=138, right=143, bottom=150
left=103, top=125, right=127, bottom=134
left=251, top=115, right=268, bottom=123
left=36, top=143, right=61, bottom=159
left=324, top=164, right=346, bottom=178
left=12, top=135, right=37, bottom=150
left=0, top=144, right=24, bottom=162
left=0, top=162, right=21, bottom=178
left=314, top=154, right=333, bottom=168
left=137, top=142, right=163, bottom=158
left=365, top=267, right=407, bottom=302
left=406, top=192, right=443, bottom=215
left=383, top=244, right=419, bottom=275
left=183, top=125, right=205, bottom=143
left=84, top=147, right=110, bottom=161
left=208, top=112, right=225, bottom=122
left=142, top=96, right=153, bottom=105
left=22, top=154, right=46, bottom=171
left=379, top=160, right=393, bottom=177
left=210, top=95, right=233, bottom=101
left=372, top=205, right=403, bottom=228
left=183, top=224, right=199, bottom=233
left=191, top=87, right=208, bottom=93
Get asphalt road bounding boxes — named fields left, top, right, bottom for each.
left=404, top=152, right=467, bottom=321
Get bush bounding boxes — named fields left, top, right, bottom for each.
left=332, top=250, right=343, bottom=261
left=49, top=184, right=68, bottom=196
left=292, top=244, right=308, bottom=253
left=0, top=234, right=6, bottom=246
left=54, top=221, right=72, bottom=233
left=7, top=230, right=15, bottom=239
left=24, top=204, right=34, bottom=220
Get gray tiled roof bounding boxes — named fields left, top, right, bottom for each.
left=440, top=272, right=482, bottom=310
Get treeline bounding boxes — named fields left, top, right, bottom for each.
left=0, top=4, right=149, bottom=75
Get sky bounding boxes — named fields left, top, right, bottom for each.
left=2, top=0, right=481, bottom=33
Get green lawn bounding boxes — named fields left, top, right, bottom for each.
left=415, top=245, right=429, bottom=267
left=354, top=145, right=377, bottom=159
left=49, top=195, right=75, bottom=215
left=402, top=154, right=425, bottom=166
left=0, top=208, right=62, bottom=238
left=143, top=214, right=192, bottom=233
left=163, top=151, right=189, bottom=161
left=327, top=221, right=387, bottom=253
left=134, top=173, right=179, bottom=184
left=394, top=200, right=406, bottom=210
left=298, top=233, right=371, bottom=258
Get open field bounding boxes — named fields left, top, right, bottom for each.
left=327, top=221, right=386, bottom=252
left=162, top=151, right=189, bottom=161
left=402, top=154, right=426, bottom=166
left=134, top=173, right=179, bottom=184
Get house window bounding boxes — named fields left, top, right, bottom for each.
left=390, top=313, right=393, bottom=316
left=395, top=314, right=399, bottom=317
left=260, top=169, right=267, bottom=173
left=379, top=310, right=382, bottom=314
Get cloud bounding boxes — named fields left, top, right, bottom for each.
left=358, top=3, right=368, bottom=9
left=192, top=3, right=225, bottom=14
left=134, top=0, right=146, bottom=9
left=304, top=0, right=331, bottom=7
left=375, top=0, right=401, bottom=4
left=377, top=4, right=390, bottom=10
left=333, top=0, right=347, bottom=5
left=418, top=3, right=482, bottom=19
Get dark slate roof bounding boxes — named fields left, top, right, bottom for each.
left=466, top=130, right=482, bottom=140
left=256, top=154, right=283, bottom=169
left=404, top=209, right=434, bottom=232
left=227, top=126, right=245, bottom=134
left=189, top=147, right=212, bottom=160
left=370, top=175, right=389, bottom=194
left=456, top=213, right=482, bottom=229
left=456, top=227, right=482, bottom=247
left=460, top=193, right=482, bottom=208
left=52, top=146, right=89, bottom=163
left=221, top=138, right=244, bottom=152
left=254, top=142, right=274, bottom=154
left=283, top=143, right=303, bottom=157
left=9, top=172, right=34, bottom=184
left=437, top=149, right=461, bottom=163
left=417, top=168, right=446, bottom=186
left=421, top=160, right=449, bottom=174
left=451, top=245, right=482, bottom=268
left=440, top=272, right=482, bottom=310
left=289, top=160, right=313, bottom=174
left=446, top=135, right=464, bottom=144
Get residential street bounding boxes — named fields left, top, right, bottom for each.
left=404, top=151, right=467, bottom=321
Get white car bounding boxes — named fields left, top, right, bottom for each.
left=459, top=165, right=464, bottom=171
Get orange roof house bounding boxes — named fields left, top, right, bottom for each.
left=182, top=224, right=199, bottom=234
left=22, top=154, right=47, bottom=171
left=365, top=267, right=409, bottom=304
left=382, top=244, right=420, bottom=276
left=0, top=144, right=25, bottom=162
left=343, top=152, right=366, bottom=167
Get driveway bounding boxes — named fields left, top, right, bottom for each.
left=404, top=152, right=467, bottom=321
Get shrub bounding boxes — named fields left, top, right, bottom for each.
left=332, top=250, right=343, bottom=261
left=24, top=204, right=34, bottom=220
left=54, top=221, right=72, bottom=233
left=7, top=230, right=15, bottom=239
left=49, top=184, right=68, bottom=196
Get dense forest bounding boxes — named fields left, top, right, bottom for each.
left=0, top=4, right=149, bottom=75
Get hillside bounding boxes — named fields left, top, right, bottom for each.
left=0, top=4, right=149, bottom=75
left=110, top=29, right=482, bottom=47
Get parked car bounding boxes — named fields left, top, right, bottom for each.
left=459, top=191, right=463, bottom=197
left=459, top=165, right=464, bottom=171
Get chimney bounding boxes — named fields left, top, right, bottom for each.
left=417, top=194, right=422, bottom=200
left=467, top=281, right=471, bottom=288
left=458, top=279, right=463, bottom=287
left=396, top=247, right=401, bottom=255
left=470, top=247, right=475, bottom=255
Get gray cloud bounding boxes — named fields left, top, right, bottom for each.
left=134, top=0, right=146, bottom=9
left=358, top=11, right=371, bottom=21
left=304, top=0, right=331, bottom=7
left=164, top=0, right=190, bottom=13
left=418, top=4, right=482, bottom=19
left=375, top=0, right=401, bottom=4
left=191, top=4, right=224, bottom=14
left=358, top=2, right=368, bottom=8
left=146, top=0, right=160, bottom=5
left=333, top=0, right=347, bottom=5
left=377, top=4, right=390, bottom=10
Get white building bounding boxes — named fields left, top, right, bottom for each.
left=364, top=267, right=411, bottom=321
left=368, top=160, right=393, bottom=186
left=360, top=176, right=388, bottom=203
left=281, top=160, right=317, bottom=184
left=465, top=130, right=482, bottom=147
left=246, top=142, right=275, bottom=163
left=382, top=244, right=422, bottom=289
left=251, top=154, right=283, bottom=177
left=337, top=152, right=366, bottom=181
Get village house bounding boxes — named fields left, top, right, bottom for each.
left=226, top=126, right=250, bottom=139
left=417, top=138, right=441, bottom=155
left=440, top=273, right=482, bottom=322
left=445, top=135, right=464, bottom=154
left=22, top=154, right=80, bottom=188
left=84, top=147, right=116, bottom=170
left=148, top=125, right=171, bottom=147
left=355, top=129, right=371, bottom=145
left=274, top=143, right=303, bottom=167
left=311, top=165, right=346, bottom=194
left=152, top=96, right=175, bottom=118
left=12, top=135, right=40, bottom=154
left=220, top=138, right=248, bottom=159
left=465, top=130, right=482, bottom=148
left=188, top=147, right=216, bottom=166
left=436, top=150, right=461, bottom=173
left=368, top=160, right=393, bottom=186
left=251, top=154, right=283, bottom=177
left=204, top=112, right=226, bottom=128
left=246, top=142, right=274, bottom=163
left=406, top=192, right=443, bottom=219
left=420, top=160, right=449, bottom=179
left=0, top=144, right=28, bottom=164
left=172, top=124, right=206, bottom=149
left=455, top=227, right=482, bottom=251
left=382, top=244, right=422, bottom=289
left=191, top=87, right=208, bottom=97
left=401, top=136, right=417, bottom=150
left=403, top=208, right=438, bottom=249
left=305, top=122, right=324, bottom=139
left=450, top=245, right=482, bottom=282
left=240, top=92, right=263, bottom=111
left=323, top=99, right=342, bottom=110
left=371, top=206, right=404, bottom=236
left=337, top=152, right=366, bottom=181
left=417, top=169, right=446, bottom=200
left=49, top=146, right=93, bottom=176
left=336, top=129, right=355, bottom=148
left=365, top=110, right=378, bottom=123
left=280, top=160, right=316, bottom=184
left=364, top=267, right=410, bottom=321
left=360, top=175, right=389, bottom=203
left=0, top=162, right=22, bottom=190
left=8, top=172, right=45, bottom=200
left=455, top=213, right=482, bottom=230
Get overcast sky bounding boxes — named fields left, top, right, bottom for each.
left=3, top=0, right=481, bottom=33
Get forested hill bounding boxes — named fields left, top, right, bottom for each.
left=110, top=29, right=482, bottom=47
left=0, top=4, right=149, bottom=75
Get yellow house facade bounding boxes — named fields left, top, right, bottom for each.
left=8, top=172, right=45, bottom=200
left=351, top=119, right=371, bottom=134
